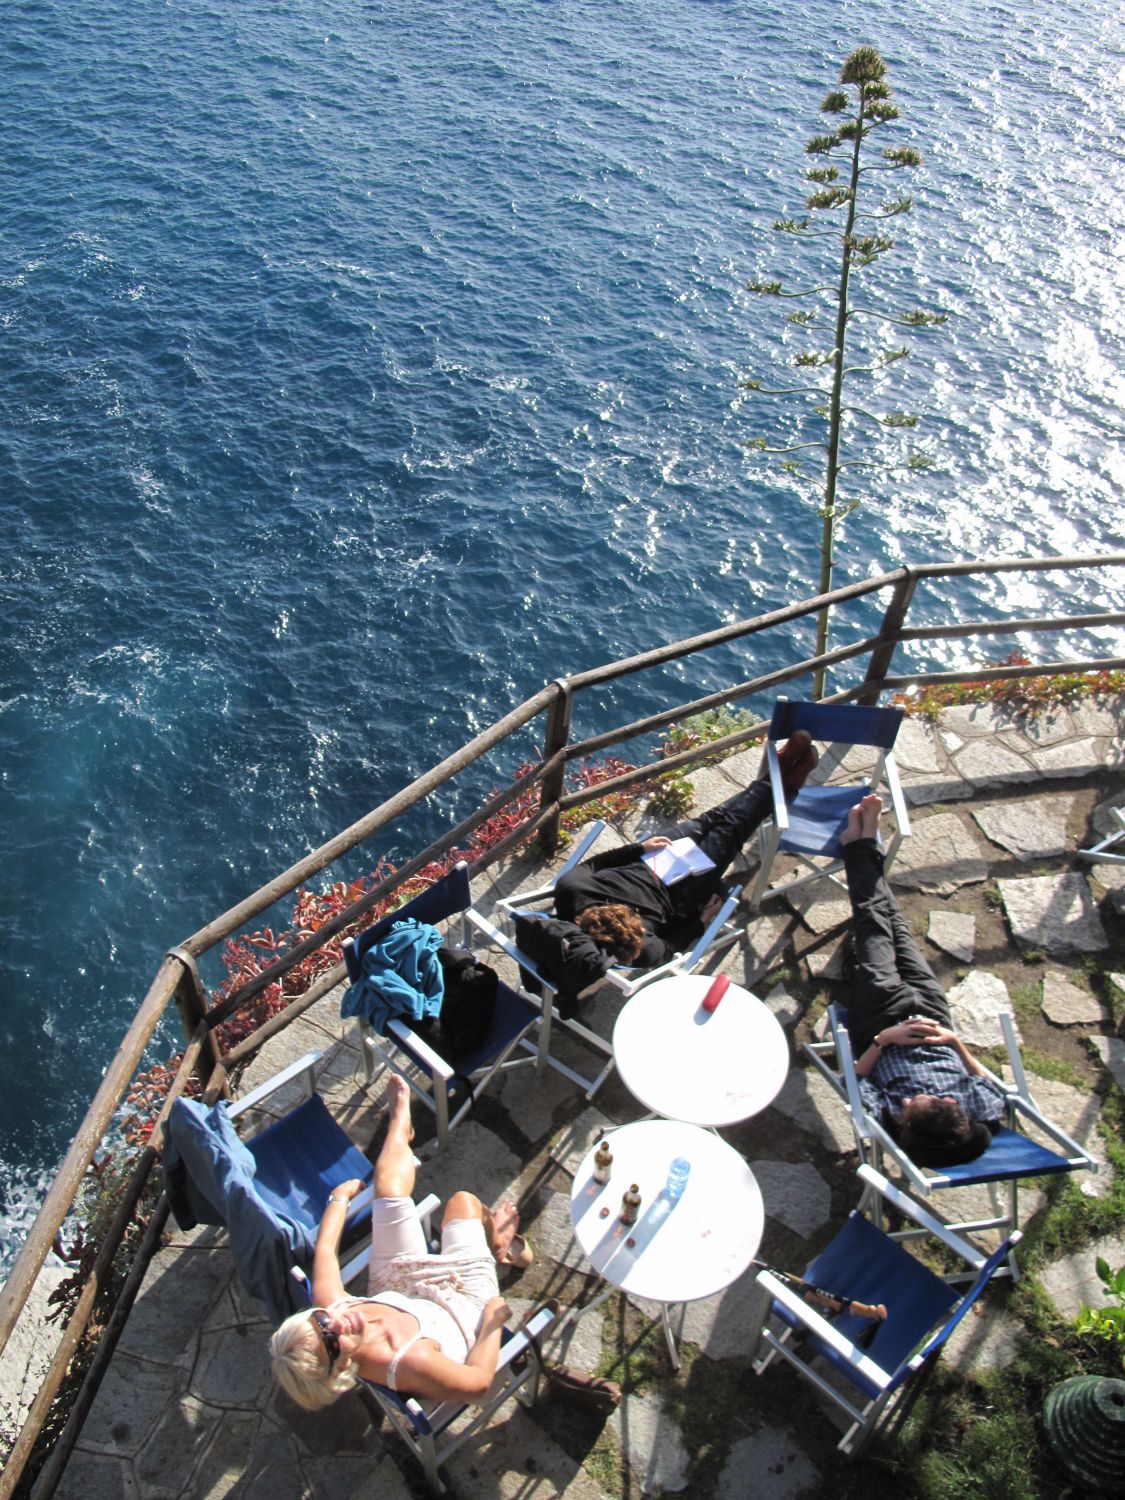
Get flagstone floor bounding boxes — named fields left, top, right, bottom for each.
left=12, top=696, right=1124, bottom=1500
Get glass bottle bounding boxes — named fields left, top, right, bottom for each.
left=620, top=1183, right=642, bottom=1224
left=593, top=1140, right=613, bottom=1184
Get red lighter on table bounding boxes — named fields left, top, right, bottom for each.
left=702, top=975, right=729, bottom=1012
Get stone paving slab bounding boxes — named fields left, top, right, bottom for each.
left=998, top=871, right=1109, bottom=955
left=971, top=793, right=1077, bottom=861
left=717, top=1427, right=820, bottom=1500
left=1041, top=970, right=1107, bottom=1026
left=892, top=811, right=990, bottom=894
left=928, top=908, right=975, bottom=962
left=947, top=970, right=1019, bottom=1047
left=1039, top=1231, right=1125, bottom=1321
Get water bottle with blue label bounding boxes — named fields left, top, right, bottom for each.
left=664, top=1157, right=691, bottom=1204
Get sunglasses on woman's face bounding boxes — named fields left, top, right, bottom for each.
left=310, top=1310, right=340, bottom=1372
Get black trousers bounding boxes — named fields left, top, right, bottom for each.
left=841, top=838, right=951, bottom=1057
left=664, top=780, right=772, bottom=921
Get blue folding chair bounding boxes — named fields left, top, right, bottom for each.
left=342, top=863, right=550, bottom=1149
left=291, top=1208, right=557, bottom=1496
left=804, top=1006, right=1095, bottom=1276
left=748, top=699, right=911, bottom=909
left=750, top=1164, right=1019, bottom=1456
left=162, top=1050, right=375, bottom=1325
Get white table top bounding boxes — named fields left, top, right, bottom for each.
left=611, top=973, right=790, bottom=1125
left=569, top=1119, right=764, bottom=1304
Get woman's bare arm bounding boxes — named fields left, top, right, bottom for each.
left=387, top=1296, right=511, bottom=1402
left=311, top=1177, right=366, bottom=1307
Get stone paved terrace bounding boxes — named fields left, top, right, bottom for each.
left=5, top=696, right=1124, bottom=1500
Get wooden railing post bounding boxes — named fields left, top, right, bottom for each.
left=537, top=679, right=572, bottom=855
left=166, top=945, right=228, bottom=1098
left=856, top=567, right=917, bottom=705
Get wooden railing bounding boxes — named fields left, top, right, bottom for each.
left=2, top=550, right=1123, bottom=1496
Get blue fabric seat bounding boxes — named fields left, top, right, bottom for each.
left=162, top=1052, right=373, bottom=1325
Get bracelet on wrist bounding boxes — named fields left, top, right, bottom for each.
left=326, top=1194, right=347, bottom=1205
left=873, top=1034, right=883, bottom=1050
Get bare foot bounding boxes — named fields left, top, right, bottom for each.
left=839, top=802, right=866, bottom=846
left=859, top=793, right=883, bottom=840
left=775, top=730, right=819, bottom=798
left=386, top=1074, right=414, bottom=1141
left=486, top=1199, right=520, bottom=1262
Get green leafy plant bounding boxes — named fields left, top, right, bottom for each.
left=1074, top=1258, right=1125, bottom=1366
left=646, top=770, right=694, bottom=821
left=743, top=46, right=945, bottom=695
left=893, top=650, right=1125, bottom=721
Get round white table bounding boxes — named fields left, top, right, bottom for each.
left=569, top=1119, right=764, bottom=1365
left=611, top=973, right=790, bottom=1125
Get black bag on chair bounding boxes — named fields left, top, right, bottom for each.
left=427, top=946, right=498, bottom=1057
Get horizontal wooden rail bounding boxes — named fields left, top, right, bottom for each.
left=881, top=656, right=1125, bottom=690
left=561, top=571, right=898, bottom=693
left=206, top=751, right=562, bottom=1023
left=896, top=610, right=1125, bottom=642
left=566, top=637, right=882, bottom=760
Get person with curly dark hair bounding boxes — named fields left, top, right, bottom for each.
left=839, top=793, right=1004, bottom=1167
left=574, top=902, right=648, bottom=963
left=553, top=731, right=819, bottom=968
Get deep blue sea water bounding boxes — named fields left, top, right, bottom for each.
left=2, top=0, right=1123, bottom=1269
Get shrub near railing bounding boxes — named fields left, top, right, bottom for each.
left=894, top=650, right=1125, bottom=720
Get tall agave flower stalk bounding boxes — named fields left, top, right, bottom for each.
left=743, top=46, right=946, bottom=697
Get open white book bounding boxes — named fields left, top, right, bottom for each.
left=642, top=837, right=716, bottom=886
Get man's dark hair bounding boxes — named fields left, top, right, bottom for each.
left=896, top=1096, right=992, bottom=1168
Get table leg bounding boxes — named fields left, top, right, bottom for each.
left=660, top=1302, right=684, bottom=1371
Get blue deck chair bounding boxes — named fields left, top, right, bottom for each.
left=495, top=819, right=743, bottom=1097
left=750, top=1164, right=1019, bottom=1457
left=748, top=699, right=912, bottom=909
left=162, top=1050, right=375, bottom=1325
left=292, top=1206, right=557, bottom=1496
left=804, top=1006, right=1095, bottom=1276
left=342, top=863, right=550, bottom=1149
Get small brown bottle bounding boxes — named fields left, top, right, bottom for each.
left=593, top=1140, right=613, bottom=1184
left=620, top=1183, right=642, bottom=1224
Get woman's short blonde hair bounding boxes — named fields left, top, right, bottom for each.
left=269, top=1309, right=359, bottom=1411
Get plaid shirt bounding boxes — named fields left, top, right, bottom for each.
left=858, top=1042, right=1007, bottom=1126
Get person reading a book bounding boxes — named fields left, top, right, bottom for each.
left=553, top=731, right=819, bottom=968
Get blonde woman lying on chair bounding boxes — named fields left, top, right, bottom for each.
left=270, top=1076, right=525, bottom=1409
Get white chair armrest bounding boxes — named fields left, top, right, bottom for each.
left=682, top=884, right=741, bottom=970
left=496, top=820, right=608, bottom=913
left=495, top=1303, right=557, bottom=1372
left=369, top=1022, right=455, bottom=1082
left=765, top=744, right=790, bottom=832
left=856, top=1165, right=986, bottom=1268
left=882, top=753, right=912, bottom=838
left=227, top=1050, right=324, bottom=1120
left=468, top=909, right=560, bottom=999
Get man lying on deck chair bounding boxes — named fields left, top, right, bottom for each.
left=838, top=793, right=1006, bottom=1167
left=516, top=733, right=818, bottom=1004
